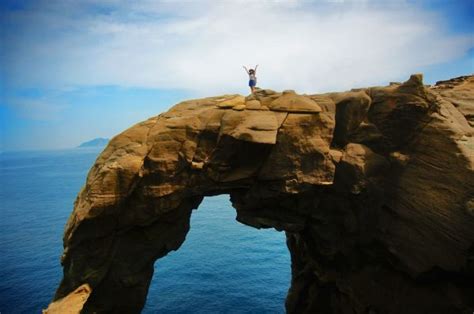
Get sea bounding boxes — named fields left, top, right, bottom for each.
left=0, top=148, right=290, bottom=313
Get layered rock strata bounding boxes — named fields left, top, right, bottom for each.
left=49, top=75, right=474, bottom=313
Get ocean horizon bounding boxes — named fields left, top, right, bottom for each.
left=0, top=147, right=290, bottom=313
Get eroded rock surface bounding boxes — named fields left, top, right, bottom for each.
left=49, top=75, right=474, bottom=313
left=44, top=284, right=91, bottom=314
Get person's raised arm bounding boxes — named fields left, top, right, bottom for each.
left=255, top=64, right=259, bottom=73
left=243, top=66, right=249, bottom=74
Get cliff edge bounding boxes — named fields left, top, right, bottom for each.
left=46, top=74, right=474, bottom=313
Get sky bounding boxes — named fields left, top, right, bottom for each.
left=1, top=0, right=473, bottom=151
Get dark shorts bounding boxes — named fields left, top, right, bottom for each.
left=249, top=79, right=256, bottom=87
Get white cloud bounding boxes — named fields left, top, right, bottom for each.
left=10, top=98, right=68, bottom=121
left=2, top=0, right=473, bottom=95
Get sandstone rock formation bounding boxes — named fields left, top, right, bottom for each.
left=44, top=284, right=91, bottom=313
left=49, top=75, right=474, bottom=313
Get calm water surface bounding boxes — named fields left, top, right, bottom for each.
left=0, top=148, right=290, bottom=313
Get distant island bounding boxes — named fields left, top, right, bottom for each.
left=77, top=138, right=109, bottom=148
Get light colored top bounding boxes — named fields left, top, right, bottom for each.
left=249, top=73, right=256, bottom=81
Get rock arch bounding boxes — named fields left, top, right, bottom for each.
left=47, top=76, right=474, bottom=313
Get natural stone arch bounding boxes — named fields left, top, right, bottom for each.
left=47, top=76, right=474, bottom=314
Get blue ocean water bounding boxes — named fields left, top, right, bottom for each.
left=0, top=148, right=290, bottom=313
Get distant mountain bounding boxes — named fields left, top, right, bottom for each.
left=77, top=138, right=109, bottom=148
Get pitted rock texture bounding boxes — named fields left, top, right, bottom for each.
left=44, top=284, right=91, bottom=314
left=49, top=75, right=474, bottom=313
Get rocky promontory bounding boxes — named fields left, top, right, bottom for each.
left=46, top=75, right=474, bottom=313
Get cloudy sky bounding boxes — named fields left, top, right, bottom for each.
left=1, top=0, right=473, bottom=151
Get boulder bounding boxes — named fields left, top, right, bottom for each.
left=269, top=90, right=322, bottom=113
left=220, top=110, right=285, bottom=144
left=217, top=95, right=246, bottom=108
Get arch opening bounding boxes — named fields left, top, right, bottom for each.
left=143, top=194, right=291, bottom=313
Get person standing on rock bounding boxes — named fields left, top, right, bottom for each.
left=243, top=65, right=258, bottom=93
